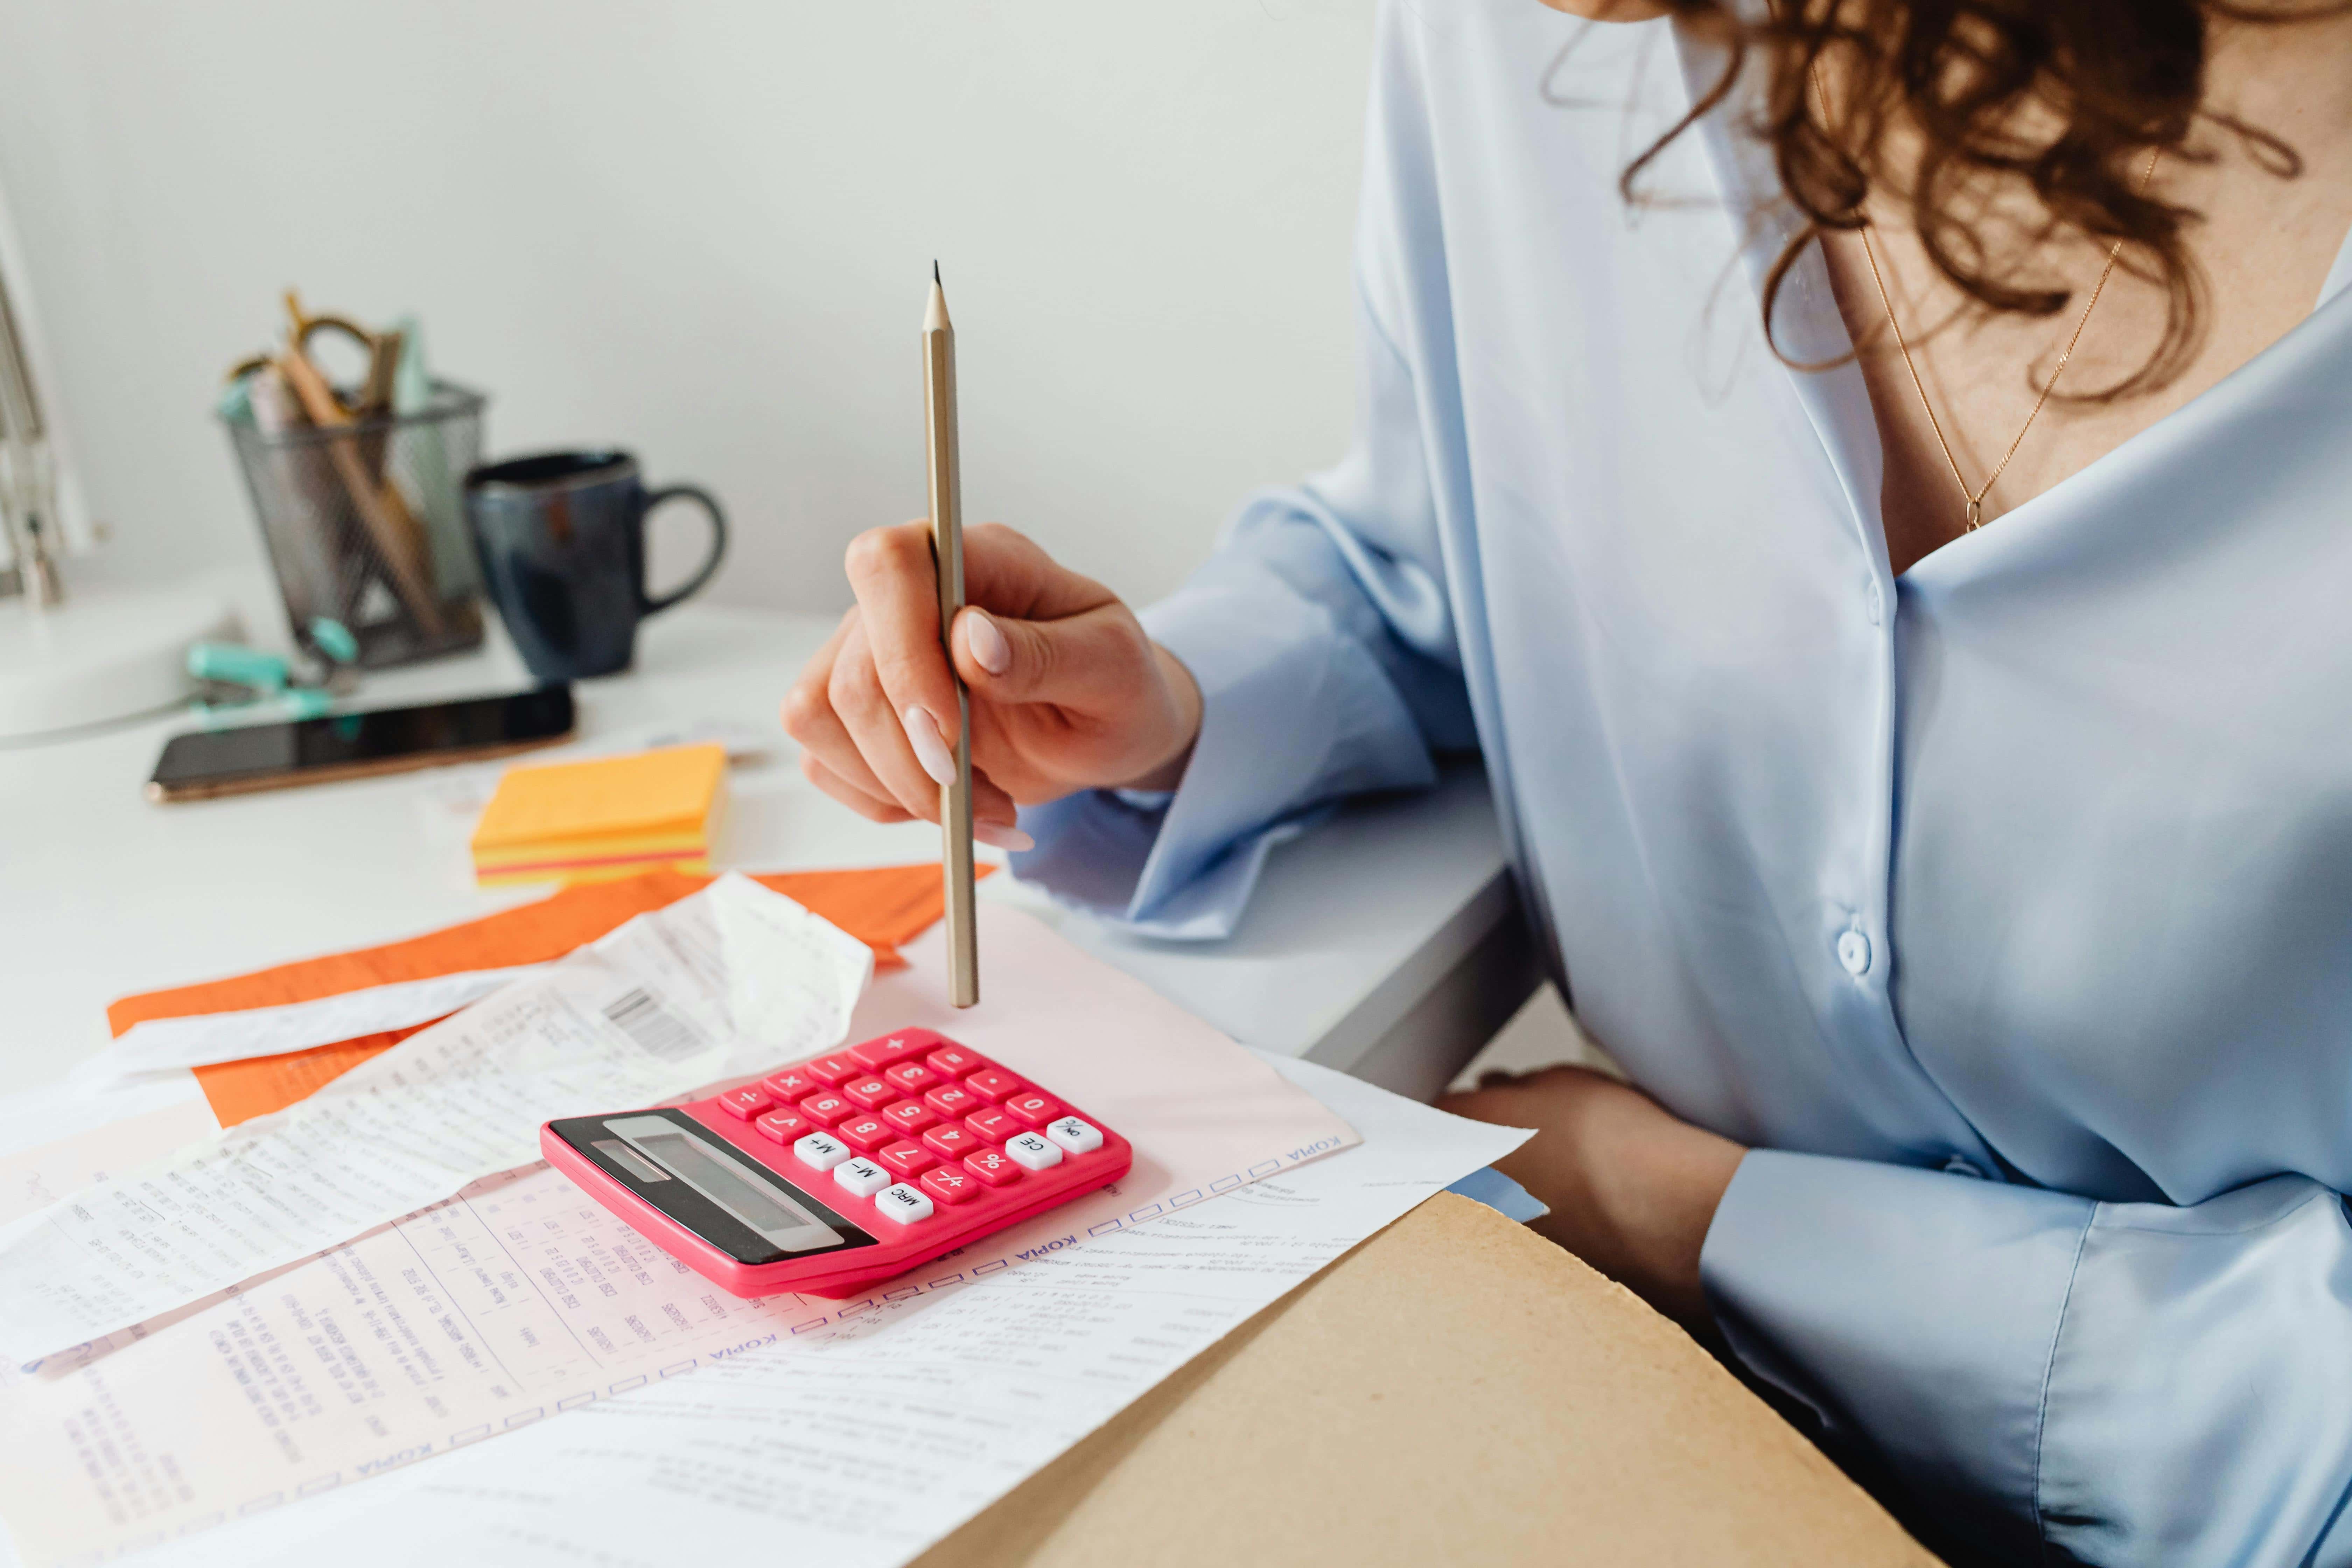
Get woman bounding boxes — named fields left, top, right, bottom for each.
left=785, top=1, right=2352, bottom=1559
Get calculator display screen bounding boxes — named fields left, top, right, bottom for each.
left=603, top=1115, right=846, bottom=1255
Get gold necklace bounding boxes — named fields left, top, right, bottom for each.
left=1810, top=65, right=2163, bottom=530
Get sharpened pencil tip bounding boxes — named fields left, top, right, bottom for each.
left=933, top=259, right=941, bottom=285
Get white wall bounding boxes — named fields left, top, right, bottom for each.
left=0, top=1, right=1372, bottom=621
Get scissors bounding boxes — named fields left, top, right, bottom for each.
left=225, top=291, right=405, bottom=420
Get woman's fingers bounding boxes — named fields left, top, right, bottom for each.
left=783, top=604, right=1024, bottom=831
left=800, top=752, right=916, bottom=824
left=844, top=522, right=969, bottom=794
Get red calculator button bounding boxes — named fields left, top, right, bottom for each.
left=755, top=1110, right=810, bottom=1144
left=882, top=1099, right=939, bottom=1134
left=798, top=1093, right=853, bottom=1127
left=921, top=1124, right=979, bottom=1161
left=841, top=1076, right=897, bottom=1111
left=920, top=1165, right=979, bottom=1206
left=836, top=1114, right=894, bottom=1153
left=1003, top=1092, right=1063, bottom=1128
left=805, top=1054, right=862, bottom=1087
left=761, top=1068, right=819, bottom=1100
left=883, top=1060, right=938, bottom=1094
left=849, top=1032, right=934, bottom=1070
left=962, top=1068, right=1022, bottom=1102
left=714, top=1086, right=773, bottom=1120
left=877, top=1140, right=936, bottom=1178
left=963, top=1147, right=1022, bottom=1186
left=964, top=1107, right=1017, bottom=1143
left=924, top=1083, right=981, bottom=1119
left=924, top=1045, right=986, bottom=1078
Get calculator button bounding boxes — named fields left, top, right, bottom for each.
left=1003, top=1092, right=1063, bottom=1129
left=797, top=1093, right=853, bottom=1127
left=882, top=1098, right=939, bottom=1134
left=924, top=1083, right=981, bottom=1119
left=1004, top=1131, right=1063, bottom=1170
left=963, top=1147, right=1022, bottom=1186
left=920, top=1165, right=980, bottom=1206
left=836, top=1115, right=894, bottom=1153
left=794, top=1132, right=852, bottom=1171
left=964, top=1107, right=1017, bottom=1143
left=849, top=1032, right=933, bottom=1069
left=922, top=1124, right=980, bottom=1161
left=805, top=1053, right=863, bottom=1086
left=841, top=1076, right=897, bottom=1111
left=1045, top=1117, right=1104, bottom=1154
left=834, top=1157, right=890, bottom=1198
left=874, top=1183, right=935, bottom=1225
left=963, top=1068, right=1022, bottom=1102
left=877, top=1140, right=937, bottom=1178
left=924, top=1045, right=986, bottom=1077
left=754, top=1110, right=811, bottom=1144
left=714, top=1086, right=773, bottom=1120
left=883, top=1060, right=938, bottom=1094
left=761, top=1068, right=818, bottom=1100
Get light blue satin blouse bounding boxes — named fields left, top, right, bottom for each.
left=1012, top=2, right=2352, bottom=1561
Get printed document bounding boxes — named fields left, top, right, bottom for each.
left=106, top=1058, right=1524, bottom=1568
left=0, top=878, right=872, bottom=1363
left=0, top=905, right=1370, bottom=1567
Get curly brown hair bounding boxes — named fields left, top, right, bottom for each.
left=1625, top=1, right=2337, bottom=398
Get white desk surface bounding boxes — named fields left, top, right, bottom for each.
left=0, top=602, right=1516, bottom=1099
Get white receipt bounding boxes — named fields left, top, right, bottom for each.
left=104, top=1058, right=1525, bottom=1568
left=71, top=966, right=549, bottom=1088
left=0, top=911, right=1373, bottom=1568
left=712, top=872, right=874, bottom=1053
left=0, top=878, right=871, bottom=1364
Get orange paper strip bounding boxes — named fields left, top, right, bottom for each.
left=108, top=863, right=993, bottom=1128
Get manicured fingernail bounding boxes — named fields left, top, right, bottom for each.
left=965, top=610, right=1010, bottom=676
left=975, top=822, right=1035, bottom=852
left=902, top=707, right=957, bottom=785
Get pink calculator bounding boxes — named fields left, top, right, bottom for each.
left=541, top=1027, right=1132, bottom=1299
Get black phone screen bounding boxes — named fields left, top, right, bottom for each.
left=150, top=686, right=575, bottom=792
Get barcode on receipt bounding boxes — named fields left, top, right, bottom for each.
left=601, top=988, right=705, bottom=1060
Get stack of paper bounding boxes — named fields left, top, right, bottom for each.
left=469, top=742, right=728, bottom=887
left=0, top=890, right=1526, bottom=1568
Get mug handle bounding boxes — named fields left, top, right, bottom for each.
left=637, top=484, right=728, bottom=616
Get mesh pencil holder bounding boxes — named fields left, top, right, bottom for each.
left=222, top=380, right=489, bottom=668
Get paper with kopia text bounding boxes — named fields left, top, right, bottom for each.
left=0, top=907, right=1369, bottom=1568
left=0, top=877, right=873, bottom=1364
left=108, top=1058, right=1517, bottom=1568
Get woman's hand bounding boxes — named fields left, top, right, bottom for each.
left=1439, top=1065, right=1746, bottom=1331
left=784, top=521, right=1203, bottom=847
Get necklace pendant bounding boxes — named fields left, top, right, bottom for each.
left=1965, top=498, right=1984, bottom=531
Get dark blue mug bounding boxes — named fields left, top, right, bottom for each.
left=464, top=449, right=726, bottom=680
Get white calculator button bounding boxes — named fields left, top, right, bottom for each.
left=1045, top=1116, right=1103, bottom=1154
left=834, top=1157, right=890, bottom=1198
left=874, top=1183, right=934, bottom=1224
left=795, top=1131, right=851, bottom=1171
left=1004, top=1131, right=1063, bottom=1171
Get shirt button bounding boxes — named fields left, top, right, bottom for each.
left=1865, top=579, right=1885, bottom=625
left=1942, top=1156, right=1987, bottom=1180
left=1836, top=930, right=1872, bottom=976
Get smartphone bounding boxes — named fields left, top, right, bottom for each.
left=146, top=686, right=575, bottom=802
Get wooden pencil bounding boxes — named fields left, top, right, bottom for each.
left=924, top=263, right=979, bottom=1007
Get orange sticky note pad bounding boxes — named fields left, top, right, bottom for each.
left=470, top=743, right=728, bottom=887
